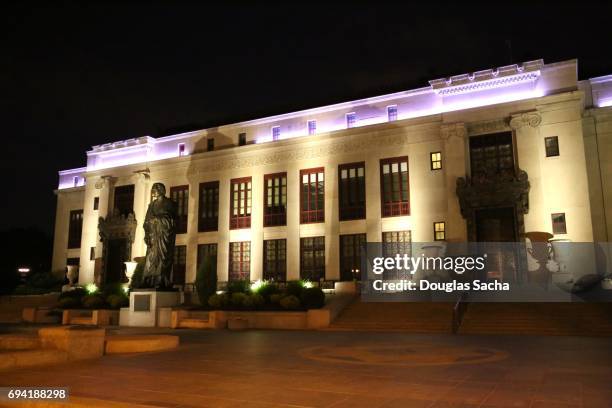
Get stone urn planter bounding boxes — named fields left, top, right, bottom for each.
left=524, top=231, right=553, bottom=286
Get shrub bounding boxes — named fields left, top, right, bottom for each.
left=27, top=271, right=63, bottom=289
left=106, top=294, right=129, bottom=309
left=270, top=294, right=282, bottom=304
left=82, top=295, right=106, bottom=309
left=58, top=287, right=87, bottom=300
left=230, top=292, right=249, bottom=308
left=300, top=287, right=325, bottom=309
left=129, top=259, right=145, bottom=289
left=195, top=255, right=217, bottom=306
left=13, top=285, right=52, bottom=295
left=208, top=293, right=228, bottom=309
left=57, top=297, right=81, bottom=309
left=0, top=268, right=21, bottom=295
left=280, top=295, right=301, bottom=310
left=247, top=293, right=265, bottom=309
left=227, top=279, right=251, bottom=294
left=256, top=282, right=280, bottom=301
left=102, top=282, right=127, bottom=297
left=285, top=280, right=304, bottom=297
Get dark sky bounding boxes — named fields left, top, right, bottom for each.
left=3, top=2, right=612, bottom=236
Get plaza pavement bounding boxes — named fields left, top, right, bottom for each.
left=0, top=328, right=611, bottom=407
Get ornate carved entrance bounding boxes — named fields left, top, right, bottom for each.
left=98, top=211, right=137, bottom=285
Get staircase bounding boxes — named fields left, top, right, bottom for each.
left=459, top=303, right=612, bottom=336
left=328, top=300, right=455, bottom=333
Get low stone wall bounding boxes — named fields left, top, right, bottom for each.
left=22, top=306, right=61, bottom=324
left=62, top=309, right=119, bottom=326
left=170, top=293, right=357, bottom=330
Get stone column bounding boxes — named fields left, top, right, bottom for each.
left=286, top=168, right=300, bottom=280
left=441, top=123, right=468, bottom=242
left=250, top=173, right=264, bottom=281
left=132, top=170, right=150, bottom=259
left=510, top=112, right=545, bottom=234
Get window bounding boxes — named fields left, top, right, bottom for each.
left=552, top=213, right=567, bottom=234
left=207, top=138, right=214, bottom=152
left=238, top=133, right=247, bottom=146
left=73, top=176, right=79, bottom=187
left=469, top=132, right=514, bottom=180
left=67, top=209, right=83, bottom=249
left=113, top=185, right=135, bottom=217
left=382, top=231, right=412, bottom=280
left=178, top=143, right=186, bottom=156
left=93, top=197, right=99, bottom=211
left=263, top=239, right=286, bottom=281
left=430, top=152, right=442, bottom=170
left=197, top=243, right=217, bottom=273
left=339, top=162, right=365, bottom=220
left=230, top=177, right=252, bottom=229
left=170, top=185, right=189, bottom=234
left=264, top=173, right=287, bottom=226
left=308, top=120, right=317, bottom=135
left=433, top=222, right=446, bottom=241
left=387, top=105, right=398, bottom=121
left=300, top=237, right=325, bottom=281
left=339, top=234, right=366, bottom=281
left=90, top=247, right=96, bottom=261
left=380, top=157, right=410, bottom=217
left=545, top=136, right=560, bottom=157
left=198, top=181, right=219, bottom=232
left=346, top=112, right=356, bottom=128
left=67, top=257, right=80, bottom=267
left=173, top=245, right=186, bottom=285
left=229, top=242, right=250, bottom=281
left=272, top=126, right=280, bottom=141
left=300, top=168, right=324, bottom=223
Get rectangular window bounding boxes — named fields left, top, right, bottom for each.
left=300, top=168, right=324, bottom=223
left=308, top=120, right=317, bottom=135
left=73, top=176, right=79, bottom=187
left=469, top=132, right=514, bottom=180
left=67, top=257, right=80, bottom=267
left=172, top=245, right=187, bottom=285
left=264, top=172, right=287, bottom=226
left=380, top=157, right=410, bottom=217
left=430, top=152, right=442, bottom=170
left=433, top=222, right=446, bottom=241
left=178, top=143, right=186, bottom=156
left=545, top=136, right=560, bottom=157
left=382, top=231, right=412, bottom=280
left=198, top=181, right=219, bottom=232
left=300, top=237, right=325, bottom=281
left=263, top=239, right=286, bottom=281
left=230, top=177, right=252, bottom=229
left=170, top=185, right=189, bottom=234
left=552, top=213, right=567, bottom=234
left=113, top=185, right=135, bottom=217
left=93, top=197, right=99, bottom=211
left=238, top=132, right=247, bottom=146
left=387, top=105, right=398, bottom=121
left=346, top=112, right=356, bottom=128
left=207, top=138, right=214, bottom=152
left=339, top=162, right=366, bottom=220
left=197, top=243, right=217, bottom=272
left=229, top=241, right=250, bottom=281
left=90, top=247, right=96, bottom=261
left=67, top=209, right=83, bottom=249
left=339, top=234, right=366, bottom=281
left=272, top=126, right=280, bottom=141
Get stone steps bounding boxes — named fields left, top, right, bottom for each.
left=459, top=303, right=612, bottom=336
left=329, top=301, right=455, bottom=333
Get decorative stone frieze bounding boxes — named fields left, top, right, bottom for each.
left=509, top=112, right=542, bottom=129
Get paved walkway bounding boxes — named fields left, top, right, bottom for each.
left=0, top=329, right=611, bottom=407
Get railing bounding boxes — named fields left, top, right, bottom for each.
left=230, top=215, right=251, bottom=229
left=264, top=212, right=286, bottom=227
left=382, top=202, right=409, bottom=217
left=452, top=291, right=469, bottom=334
left=300, top=209, right=324, bottom=223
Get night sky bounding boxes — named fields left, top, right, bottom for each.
left=4, top=2, right=612, bottom=237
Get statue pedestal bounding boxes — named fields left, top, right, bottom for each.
left=119, top=290, right=181, bottom=327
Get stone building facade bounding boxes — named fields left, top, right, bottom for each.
left=51, top=59, right=612, bottom=286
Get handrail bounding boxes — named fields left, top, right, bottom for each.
left=452, top=291, right=469, bottom=334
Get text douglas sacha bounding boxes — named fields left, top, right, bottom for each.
left=372, top=279, right=510, bottom=292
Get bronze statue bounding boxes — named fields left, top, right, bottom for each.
left=141, top=183, right=178, bottom=289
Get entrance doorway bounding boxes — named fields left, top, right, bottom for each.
left=475, top=207, right=518, bottom=282
left=106, top=238, right=128, bottom=283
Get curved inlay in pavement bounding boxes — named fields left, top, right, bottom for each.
left=298, top=342, right=509, bottom=366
